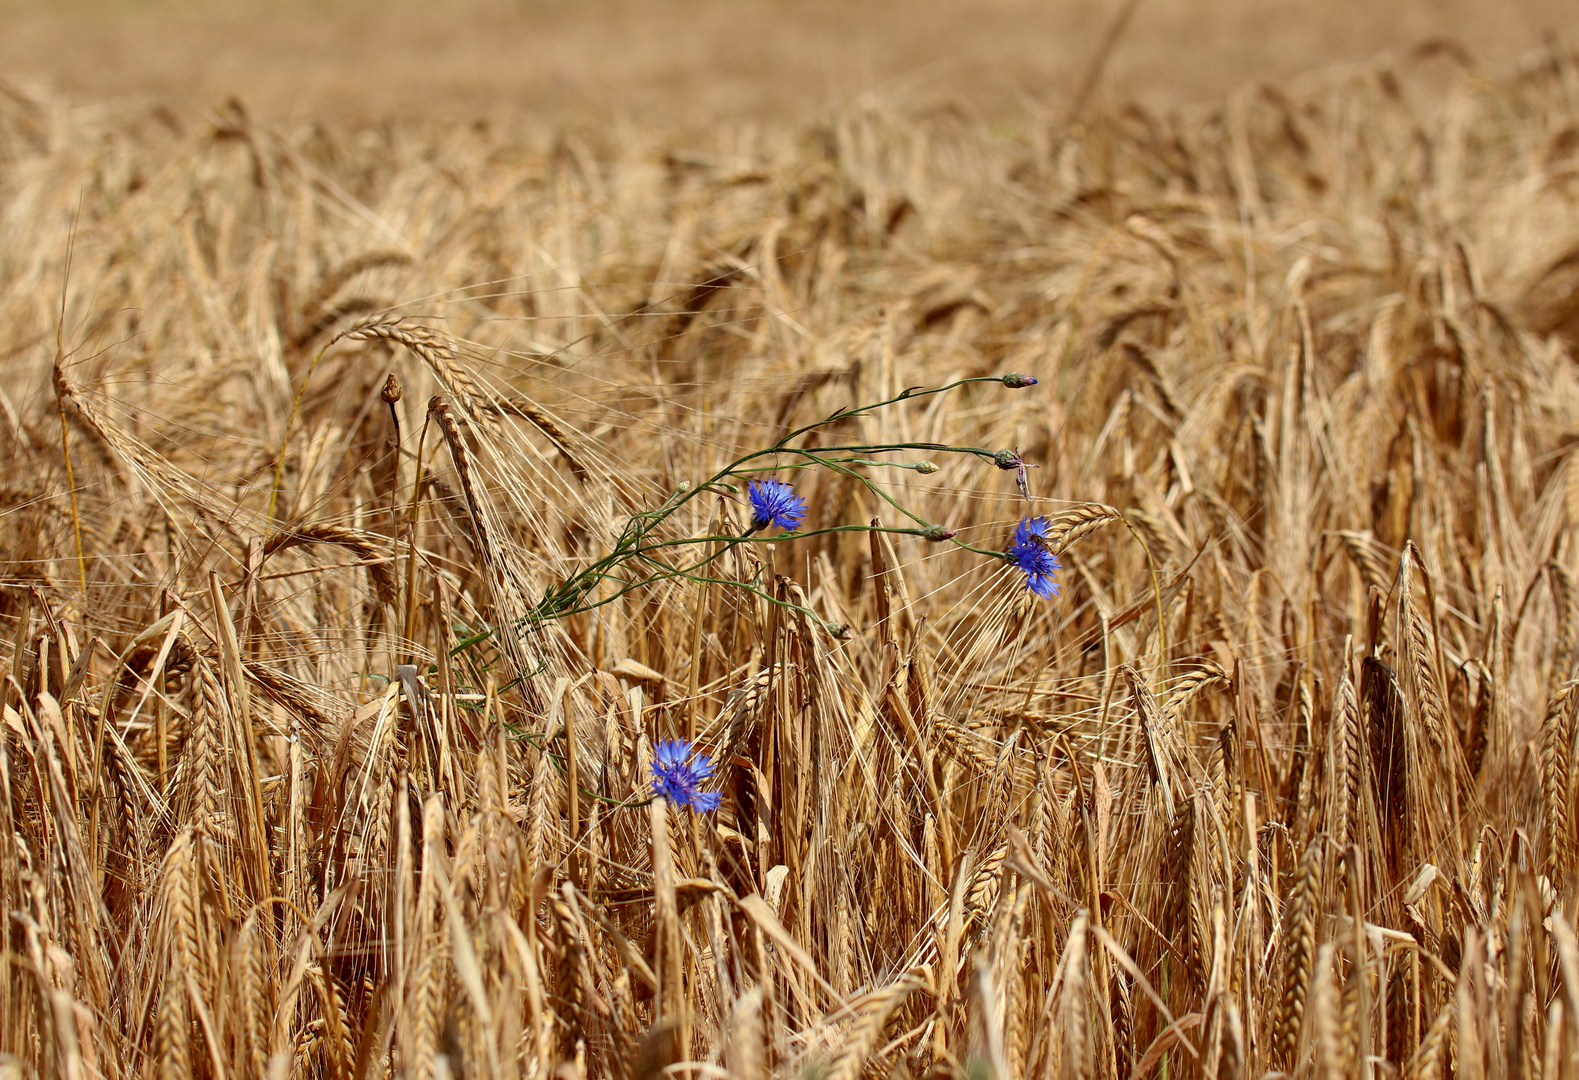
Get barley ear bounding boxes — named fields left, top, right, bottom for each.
left=1275, top=837, right=1324, bottom=1068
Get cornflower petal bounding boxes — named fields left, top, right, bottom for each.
left=747, top=478, right=808, bottom=531
left=650, top=738, right=723, bottom=812
left=1007, top=516, right=1062, bottom=599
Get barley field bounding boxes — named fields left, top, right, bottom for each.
left=5, top=11, right=1579, bottom=1080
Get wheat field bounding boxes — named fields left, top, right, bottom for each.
left=4, top=34, right=1579, bottom=1080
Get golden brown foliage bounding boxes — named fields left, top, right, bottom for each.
left=4, top=43, right=1579, bottom=1080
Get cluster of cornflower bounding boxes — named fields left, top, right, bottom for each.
left=646, top=481, right=803, bottom=813
left=638, top=373, right=1059, bottom=814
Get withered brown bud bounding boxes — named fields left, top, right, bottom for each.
left=381, top=373, right=403, bottom=405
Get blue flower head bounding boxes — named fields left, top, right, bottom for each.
left=651, top=739, right=722, bottom=812
left=1007, top=517, right=1061, bottom=599
left=747, top=478, right=807, bottom=532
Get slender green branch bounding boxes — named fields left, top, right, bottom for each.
left=444, top=373, right=1038, bottom=662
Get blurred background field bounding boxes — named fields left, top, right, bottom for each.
left=3, top=0, right=1578, bottom=125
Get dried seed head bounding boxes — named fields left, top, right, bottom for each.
left=992, top=448, right=1039, bottom=499
left=381, top=373, right=403, bottom=404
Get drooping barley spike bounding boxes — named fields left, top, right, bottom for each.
left=262, top=522, right=400, bottom=609
left=827, top=971, right=926, bottom=1080
left=1109, top=974, right=1134, bottom=1079
left=483, top=395, right=592, bottom=483
left=103, top=729, right=145, bottom=862
left=1327, top=637, right=1358, bottom=857
left=239, top=914, right=270, bottom=1080
left=1125, top=506, right=1180, bottom=565
left=1539, top=680, right=1578, bottom=879
left=1338, top=951, right=1365, bottom=1078
left=289, top=251, right=411, bottom=348
left=183, top=653, right=224, bottom=832
left=1466, top=585, right=1503, bottom=780
left=154, top=974, right=189, bottom=1080
left=1288, top=673, right=1314, bottom=840
left=1362, top=656, right=1409, bottom=879
left=1161, top=661, right=1228, bottom=730
left=1214, top=718, right=1238, bottom=849
left=53, top=361, right=210, bottom=504
left=405, top=945, right=444, bottom=1079
left=52, top=362, right=132, bottom=489
left=963, top=842, right=1008, bottom=928
left=342, top=317, right=484, bottom=416
left=1336, top=530, right=1392, bottom=593
left=936, top=714, right=1000, bottom=776
left=1045, top=502, right=1123, bottom=555
left=1310, top=944, right=1342, bottom=1080
left=429, top=394, right=542, bottom=703
left=1060, top=911, right=1090, bottom=1080
left=154, top=828, right=200, bottom=1080
left=1547, top=561, right=1578, bottom=680
left=1412, top=1000, right=1454, bottom=1080
left=1397, top=543, right=1449, bottom=762
left=1126, top=665, right=1178, bottom=819
left=1275, top=837, right=1324, bottom=1068
left=1187, top=792, right=1216, bottom=994
left=161, top=827, right=199, bottom=978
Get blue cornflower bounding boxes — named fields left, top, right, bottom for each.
left=747, top=478, right=807, bottom=532
left=1007, top=517, right=1061, bottom=599
left=651, top=739, right=722, bottom=812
